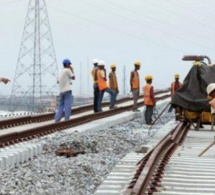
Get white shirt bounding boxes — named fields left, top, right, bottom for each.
left=57, top=68, right=74, bottom=93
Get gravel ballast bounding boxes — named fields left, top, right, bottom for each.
left=0, top=103, right=174, bottom=195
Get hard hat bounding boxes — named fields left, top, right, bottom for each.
left=175, top=74, right=180, bottom=79
left=206, top=83, right=215, bottom=95
left=93, top=58, right=99, bottom=64
left=63, top=59, right=71, bottom=66
left=145, top=75, right=153, bottom=81
left=110, top=64, right=116, bottom=68
left=98, top=60, right=105, bottom=66
left=134, top=61, right=141, bottom=66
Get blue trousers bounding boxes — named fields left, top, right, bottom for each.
left=54, top=90, right=72, bottom=122
left=98, top=88, right=116, bottom=112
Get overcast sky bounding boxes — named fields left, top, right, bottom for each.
left=0, top=0, right=215, bottom=97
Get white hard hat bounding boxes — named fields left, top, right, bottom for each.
left=93, top=58, right=99, bottom=64
left=98, top=60, right=105, bottom=66
left=206, top=83, right=215, bottom=95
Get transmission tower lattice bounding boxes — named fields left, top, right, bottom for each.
left=10, top=0, right=59, bottom=112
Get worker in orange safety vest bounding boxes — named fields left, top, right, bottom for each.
left=97, top=61, right=116, bottom=112
left=168, top=74, right=182, bottom=113
left=109, top=64, right=119, bottom=106
left=171, top=74, right=182, bottom=96
left=143, top=75, right=155, bottom=125
left=130, top=61, right=141, bottom=112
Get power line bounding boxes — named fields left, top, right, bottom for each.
left=71, top=0, right=215, bottom=51
left=141, top=1, right=215, bottom=39
left=50, top=0, right=215, bottom=52
left=49, top=4, right=183, bottom=53
left=169, top=1, right=215, bottom=23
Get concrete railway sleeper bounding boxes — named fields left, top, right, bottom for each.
left=124, top=121, right=190, bottom=195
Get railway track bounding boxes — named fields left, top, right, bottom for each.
left=0, top=89, right=169, bottom=129
left=123, top=121, right=190, bottom=195
left=117, top=120, right=215, bottom=195
left=0, top=90, right=170, bottom=148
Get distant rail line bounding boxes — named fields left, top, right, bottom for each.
left=0, top=89, right=170, bottom=148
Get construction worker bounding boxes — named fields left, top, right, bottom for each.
left=109, top=64, right=119, bottom=106
left=168, top=74, right=182, bottom=113
left=0, top=77, right=10, bottom=84
left=171, top=74, right=182, bottom=96
left=54, top=59, right=75, bottom=122
left=143, top=75, right=155, bottom=125
left=130, top=61, right=141, bottom=112
left=207, top=83, right=215, bottom=113
left=97, top=61, right=116, bottom=112
left=91, top=58, right=99, bottom=113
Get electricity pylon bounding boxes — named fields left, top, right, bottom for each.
left=10, top=0, right=59, bottom=112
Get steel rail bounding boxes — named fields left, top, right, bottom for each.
left=0, top=89, right=170, bottom=129
left=0, top=94, right=170, bottom=148
left=124, top=121, right=190, bottom=195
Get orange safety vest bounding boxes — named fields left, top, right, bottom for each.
left=109, top=72, right=118, bottom=89
left=143, top=83, right=153, bottom=106
left=131, top=71, right=139, bottom=89
left=97, top=70, right=108, bottom=90
left=171, top=81, right=182, bottom=96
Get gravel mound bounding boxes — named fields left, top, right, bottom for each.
left=0, top=103, right=174, bottom=195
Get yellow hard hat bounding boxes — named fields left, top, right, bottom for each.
left=110, top=64, right=116, bottom=68
left=145, top=75, right=153, bottom=81
left=175, top=74, right=180, bottom=79
left=134, top=61, right=141, bottom=66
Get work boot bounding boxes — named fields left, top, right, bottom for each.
left=109, top=106, right=117, bottom=110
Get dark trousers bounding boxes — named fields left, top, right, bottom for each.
left=145, top=105, right=154, bottom=124
left=93, top=84, right=99, bottom=112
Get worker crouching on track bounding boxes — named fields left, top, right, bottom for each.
left=97, top=61, right=116, bottom=112
left=54, top=59, right=75, bottom=122
left=91, top=58, right=99, bottom=113
left=130, top=61, right=141, bottom=112
left=109, top=64, right=119, bottom=107
left=143, top=75, right=156, bottom=125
